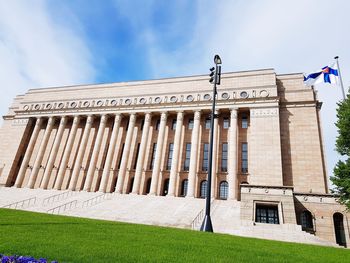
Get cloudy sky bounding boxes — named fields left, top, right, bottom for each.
left=0, top=0, right=349, bottom=183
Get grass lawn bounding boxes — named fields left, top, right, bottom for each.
left=0, top=209, right=348, bottom=263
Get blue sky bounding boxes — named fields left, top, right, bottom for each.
left=0, top=0, right=350, bottom=182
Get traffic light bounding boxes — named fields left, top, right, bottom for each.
left=209, top=67, right=215, bottom=83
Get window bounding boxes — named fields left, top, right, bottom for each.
left=223, top=117, right=229, bottom=129
left=242, top=114, right=248, bottom=128
left=181, top=179, right=188, bottom=196
left=117, top=144, right=125, bottom=169
left=221, top=143, right=228, bottom=172
left=301, top=211, right=313, bottom=230
left=184, top=143, right=191, bottom=171
left=145, top=178, right=152, bottom=194
left=202, top=143, right=209, bottom=171
left=242, top=142, right=248, bottom=173
left=125, top=120, right=129, bottom=131
left=166, top=143, right=174, bottom=170
left=200, top=180, right=207, bottom=198
left=140, top=119, right=145, bottom=131
left=150, top=143, right=157, bottom=169
left=128, top=177, right=134, bottom=193
left=162, top=179, right=169, bottom=196
left=205, top=118, right=211, bottom=129
left=219, top=181, right=228, bottom=200
left=172, top=119, right=177, bottom=130
left=188, top=118, right=194, bottom=129
left=255, top=204, right=279, bottom=224
left=156, top=119, right=160, bottom=130
left=133, top=143, right=140, bottom=169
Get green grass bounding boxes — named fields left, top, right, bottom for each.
left=0, top=209, right=348, bottom=263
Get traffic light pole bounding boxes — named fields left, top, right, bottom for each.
left=200, top=57, right=221, bottom=232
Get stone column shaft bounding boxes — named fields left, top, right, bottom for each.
left=132, top=113, right=152, bottom=194
left=41, top=116, right=67, bottom=189
left=228, top=108, right=238, bottom=199
left=99, top=114, right=122, bottom=192
left=54, top=116, right=80, bottom=190
left=27, top=117, right=55, bottom=188
left=15, top=117, right=43, bottom=188
left=211, top=110, right=219, bottom=198
left=115, top=113, right=136, bottom=193
left=149, top=112, right=168, bottom=195
left=167, top=111, right=184, bottom=196
left=69, top=115, right=94, bottom=190
left=84, top=114, right=108, bottom=191
left=186, top=110, right=201, bottom=197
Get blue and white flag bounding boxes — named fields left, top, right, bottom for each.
left=304, top=63, right=339, bottom=86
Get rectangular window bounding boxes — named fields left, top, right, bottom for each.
left=150, top=143, right=157, bottom=169
left=242, top=114, right=248, bottom=128
left=221, top=143, right=228, bottom=172
left=140, top=119, right=145, bottom=131
left=223, top=117, right=229, bottom=129
left=172, top=119, right=177, bottom=130
left=156, top=119, right=160, bottom=130
left=188, top=119, right=194, bottom=129
left=255, top=204, right=279, bottom=224
left=166, top=143, right=174, bottom=170
left=125, top=120, right=129, bottom=131
left=205, top=118, right=211, bottom=129
left=133, top=143, right=140, bottom=169
left=242, top=142, right=248, bottom=173
left=117, top=144, right=125, bottom=169
left=184, top=143, right=191, bottom=171
left=202, top=143, right=209, bottom=171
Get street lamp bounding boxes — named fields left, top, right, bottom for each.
left=200, top=55, right=222, bottom=232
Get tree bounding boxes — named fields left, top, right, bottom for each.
left=331, top=92, right=350, bottom=209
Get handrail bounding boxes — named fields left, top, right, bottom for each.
left=82, top=193, right=111, bottom=208
left=42, top=191, right=76, bottom=206
left=47, top=199, right=78, bottom=215
left=2, top=197, right=36, bottom=209
left=191, top=199, right=216, bottom=230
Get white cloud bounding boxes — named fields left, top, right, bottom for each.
left=0, top=0, right=95, bottom=117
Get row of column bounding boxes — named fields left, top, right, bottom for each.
left=14, top=109, right=238, bottom=199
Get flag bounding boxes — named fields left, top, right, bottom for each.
left=304, top=62, right=339, bottom=86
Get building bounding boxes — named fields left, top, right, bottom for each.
left=0, top=68, right=348, bottom=247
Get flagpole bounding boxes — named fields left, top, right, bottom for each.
left=334, top=56, right=346, bottom=100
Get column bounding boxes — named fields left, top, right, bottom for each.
left=27, top=116, right=55, bottom=188
left=14, top=118, right=43, bottom=188
left=228, top=108, right=238, bottom=199
left=131, top=112, right=152, bottom=194
left=54, top=115, right=80, bottom=190
left=115, top=113, right=136, bottom=193
left=84, top=114, right=108, bottom=191
left=167, top=111, right=184, bottom=196
left=211, top=110, right=219, bottom=198
left=41, top=116, right=67, bottom=189
left=99, top=114, right=122, bottom=192
left=186, top=110, right=201, bottom=197
left=69, top=115, right=94, bottom=190
left=149, top=112, right=168, bottom=195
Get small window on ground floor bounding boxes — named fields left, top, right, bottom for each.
left=255, top=204, right=279, bottom=224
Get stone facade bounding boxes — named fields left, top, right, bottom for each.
left=0, top=68, right=348, bottom=246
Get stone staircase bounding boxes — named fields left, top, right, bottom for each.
left=0, top=187, right=339, bottom=247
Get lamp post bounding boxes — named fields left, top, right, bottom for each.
left=200, top=55, right=222, bottom=232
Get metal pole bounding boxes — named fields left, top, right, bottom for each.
left=334, top=56, right=346, bottom=100
left=200, top=64, right=217, bottom=233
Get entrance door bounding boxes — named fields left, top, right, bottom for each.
left=333, top=213, right=346, bottom=247
left=162, top=179, right=169, bottom=196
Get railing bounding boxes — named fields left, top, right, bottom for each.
left=47, top=200, right=78, bottom=215
left=42, top=191, right=76, bottom=206
left=82, top=193, right=112, bottom=208
left=2, top=197, right=36, bottom=209
left=191, top=199, right=216, bottom=230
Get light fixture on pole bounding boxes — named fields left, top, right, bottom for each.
left=200, top=54, right=222, bottom=232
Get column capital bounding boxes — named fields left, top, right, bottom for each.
left=230, top=108, right=238, bottom=118
left=86, top=115, right=94, bottom=123
left=176, top=111, right=184, bottom=121
left=100, top=114, right=108, bottom=123
left=60, top=116, right=68, bottom=125
left=47, top=116, right=55, bottom=125
left=72, top=115, right=80, bottom=124
left=114, top=113, right=122, bottom=122
left=160, top=111, right=168, bottom=120
left=144, top=112, right=152, bottom=122
left=194, top=110, right=201, bottom=120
